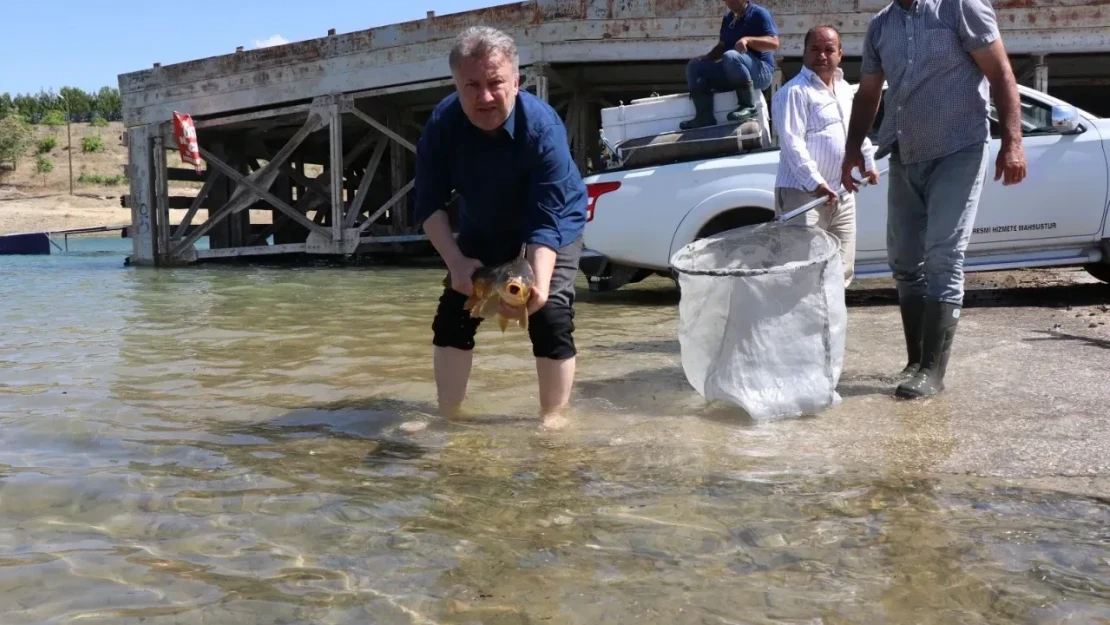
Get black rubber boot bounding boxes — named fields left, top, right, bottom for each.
left=727, top=82, right=757, bottom=122
left=680, top=89, right=716, bottom=130
left=897, top=294, right=927, bottom=379
left=895, top=299, right=961, bottom=399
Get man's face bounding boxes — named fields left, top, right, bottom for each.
left=804, top=28, right=842, bottom=76
left=723, top=0, right=747, bottom=13
left=452, top=50, right=519, bottom=132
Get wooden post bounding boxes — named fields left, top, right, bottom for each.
left=329, top=100, right=345, bottom=243
left=126, top=125, right=156, bottom=266
left=1033, top=54, right=1049, bottom=93
left=153, top=130, right=171, bottom=263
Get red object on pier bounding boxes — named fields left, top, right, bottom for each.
left=173, top=111, right=203, bottom=174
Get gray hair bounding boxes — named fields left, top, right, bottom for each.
left=448, top=26, right=519, bottom=74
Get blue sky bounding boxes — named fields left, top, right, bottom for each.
left=0, top=0, right=498, bottom=96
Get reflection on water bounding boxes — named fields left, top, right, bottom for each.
left=0, top=236, right=1108, bottom=624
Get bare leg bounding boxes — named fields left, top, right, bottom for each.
left=434, top=346, right=473, bottom=419
left=537, top=356, right=575, bottom=428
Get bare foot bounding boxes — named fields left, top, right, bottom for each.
left=438, top=401, right=467, bottom=422
left=541, top=412, right=570, bottom=431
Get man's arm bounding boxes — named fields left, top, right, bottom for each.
left=741, top=35, right=780, bottom=52
left=972, top=40, right=1022, bottom=147
left=523, top=123, right=583, bottom=312
left=414, top=110, right=480, bottom=292
left=704, top=40, right=727, bottom=61
left=742, top=8, right=780, bottom=52
left=959, top=0, right=1025, bottom=184
left=772, top=87, right=827, bottom=194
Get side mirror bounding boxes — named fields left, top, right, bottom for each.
left=1051, top=104, right=1080, bottom=133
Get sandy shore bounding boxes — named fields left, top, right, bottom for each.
left=0, top=186, right=131, bottom=234
left=0, top=186, right=276, bottom=236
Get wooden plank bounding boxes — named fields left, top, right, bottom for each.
left=346, top=104, right=417, bottom=154
left=173, top=173, right=221, bottom=240
left=196, top=243, right=307, bottom=259
left=343, top=137, right=388, bottom=228
left=126, top=125, right=155, bottom=265
left=356, top=179, right=415, bottom=235
left=329, top=101, right=344, bottom=240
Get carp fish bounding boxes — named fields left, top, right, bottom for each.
left=443, top=255, right=536, bottom=333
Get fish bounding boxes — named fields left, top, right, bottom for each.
left=443, top=254, right=536, bottom=333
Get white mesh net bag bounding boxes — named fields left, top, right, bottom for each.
left=669, top=223, right=848, bottom=420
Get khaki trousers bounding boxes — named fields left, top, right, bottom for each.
left=774, top=186, right=857, bottom=287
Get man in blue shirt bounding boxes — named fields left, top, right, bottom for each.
left=413, top=26, right=589, bottom=428
left=681, top=0, right=780, bottom=130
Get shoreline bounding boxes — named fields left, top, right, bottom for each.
left=0, top=186, right=272, bottom=236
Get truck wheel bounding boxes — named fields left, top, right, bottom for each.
left=695, top=207, right=775, bottom=240
left=1084, top=262, right=1110, bottom=284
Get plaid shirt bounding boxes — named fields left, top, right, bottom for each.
left=861, top=0, right=1001, bottom=165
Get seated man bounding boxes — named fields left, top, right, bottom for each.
left=681, top=0, right=780, bottom=130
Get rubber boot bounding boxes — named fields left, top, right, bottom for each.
left=897, top=294, right=927, bottom=379
left=895, top=299, right=961, bottom=399
left=727, top=82, right=758, bottom=122
left=680, top=89, right=716, bottom=130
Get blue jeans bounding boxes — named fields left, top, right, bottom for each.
left=886, top=142, right=990, bottom=305
left=686, top=50, right=773, bottom=93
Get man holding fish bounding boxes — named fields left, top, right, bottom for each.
left=414, top=26, right=589, bottom=428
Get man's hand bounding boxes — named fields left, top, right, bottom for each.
left=996, top=140, right=1027, bottom=185
left=525, top=281, right=548, bottom=317
left=734, top=37, right=748, bottom=53
left=841, top=148, right=867, bottom=193
left=813, top=182, right=839, bottom=206
left=446, top=256, right=483, bottom=297
left=864, top=167, right=880, bottom=185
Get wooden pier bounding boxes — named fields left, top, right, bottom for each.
left=116, top=0, right=1110, bottom=266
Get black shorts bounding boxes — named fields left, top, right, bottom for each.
left=432, top=236, right=583, bottom=360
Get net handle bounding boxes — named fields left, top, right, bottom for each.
left=775, top=164, right=890, bottom=224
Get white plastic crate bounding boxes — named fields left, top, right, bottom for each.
left=601, top=91, right=767, bottom=145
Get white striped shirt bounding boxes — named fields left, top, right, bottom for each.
left=772, top=66, right=877, bottom=193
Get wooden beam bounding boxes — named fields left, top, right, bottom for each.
left=345, top=102, right=417, bottom=154
left=343, top=137, right=388, bottom=228
left=171, top=172, right=221, bottom=240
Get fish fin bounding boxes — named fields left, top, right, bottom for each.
left=498, top=314, right=509, bottom=333
left=519, top=310, right=529, bottom=331
left=477, top=293, right=501, bottom=320
left=464, top=295, right=481, bottom=313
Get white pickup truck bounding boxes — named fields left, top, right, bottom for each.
left=580, top=84, right=1110, bottom=291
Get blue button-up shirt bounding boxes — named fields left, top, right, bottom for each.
left=720, top=2, right=778, bottom=70
left=413, top=89, right=588, bottom=265
left=861, top=0, right=1000, bottom=164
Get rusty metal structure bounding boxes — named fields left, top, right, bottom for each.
left=117, top=0, right=1110, bottom=266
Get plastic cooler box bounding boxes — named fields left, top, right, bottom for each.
left=600, top=91, right=741, bottom=145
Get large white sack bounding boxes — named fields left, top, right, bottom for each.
left=669, top=223, right=848, bottom=420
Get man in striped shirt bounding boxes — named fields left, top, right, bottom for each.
left=841, top=0, right=1026, bottom=400
left=772, top=25, right=879, bottom=287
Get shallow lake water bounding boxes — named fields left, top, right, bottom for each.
left=0, top=236, right=1107, bottom=624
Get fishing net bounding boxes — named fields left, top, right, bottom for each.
left=669, top=223, right=848, bottom=420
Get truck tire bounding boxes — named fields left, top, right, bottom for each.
left=695, top=207, right=775, bottom=240
left=1084, top=262, right=1110, bottom=284
left=669, top=207, right=776, bottom=291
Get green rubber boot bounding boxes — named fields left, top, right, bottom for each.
left=897, top=294, right=927, bottom=380
left=680, top=89, right=716, bottom=130
left=727, top=82, right=758, bottom=123
left=895, top=299, right=961, bottom=399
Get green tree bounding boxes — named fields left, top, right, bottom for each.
left=35, top=154, right=53, bottom=185
left=0, top=115, right=33, bottom=170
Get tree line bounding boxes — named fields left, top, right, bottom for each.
left=0, top=86, right=123, bottom=125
